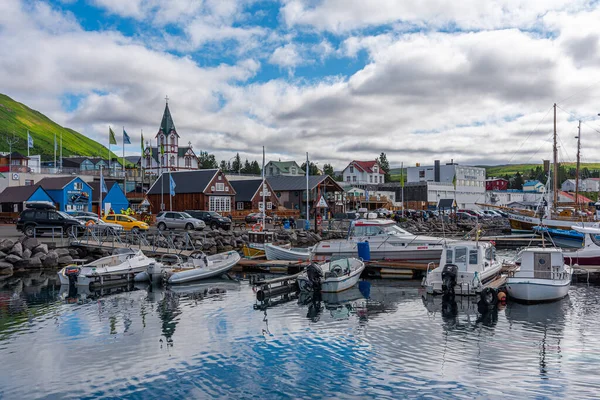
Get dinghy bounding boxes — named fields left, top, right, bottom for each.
left=58, top=249, right=156, bottom=287
left=297, top=258, right=365, bottom=293
left=264, top=243, right=311, bottom=261
left=135, top=250, right=241, bottom=284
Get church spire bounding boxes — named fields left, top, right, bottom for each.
left=157, top=97, right=179, bottom=138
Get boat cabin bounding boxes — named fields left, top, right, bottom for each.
left=517, top=248, right=564, bottom=278
left=349, top=220, right=412, bottom=238
left=440, top=242, right=496, bottom=273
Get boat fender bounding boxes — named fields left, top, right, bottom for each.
left=479, top=287, right=498, bottom=306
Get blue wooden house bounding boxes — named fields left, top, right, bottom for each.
left=0, top=185, right=54, bottom=212
left=90, top=180, right=129, bottom=215
left=37, top=176, right=93, bottom=212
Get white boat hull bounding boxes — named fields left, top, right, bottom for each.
left=297, top=258, right=365, bottom=293
left=265, top=243, right=311, bottom=261
left=425, top=263, right=502, bottom=296
left=506, top=278, right=571, bottom=302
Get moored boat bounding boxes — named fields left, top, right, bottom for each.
left=58, top=249, right=156, bottom=287
left=506, top=247, right=571, bottom=302
left=533, top=226, right=583, bottom=248
left=422, top=241, right=502, bottom=296
left=264, top=243, right=311, bottom=261
left=297, top=258, right=365, bottom=293
left=563, top=225, right=600, bottom=266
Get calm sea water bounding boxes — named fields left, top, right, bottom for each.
left=1, top=270, right=600, bottom=399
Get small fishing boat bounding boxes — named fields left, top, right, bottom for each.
left=135, top=250, right=241, bottom=284
left=506, top=247, right=571, bottom=302
left=58, top=249, right=156, bottom=287
left=264, top=243, right=311, bottom=261
left=297, top=258, right=365, bottom=293
left=533, top=226, right=583, bottom=248
left=422, top=241, right=502, bottom=296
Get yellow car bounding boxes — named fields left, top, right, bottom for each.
left=103, top=214, right=149, bottom=232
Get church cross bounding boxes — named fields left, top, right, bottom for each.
left=165, top=95, right=169, bottom=104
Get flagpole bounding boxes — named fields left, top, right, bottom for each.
left=306, top=152, right=309, bottom=229
left=60, top=132, right=62, bottom=172
left=27, top=130, right=29, bottom=157
left=169, top=170, right=172, bottom=211
left=54, top=133, right=56, bottom=171
left=122, top=126, right=126, bottom=195
left=262, top=146, right=266, bottom=228
left=108, top=126, right=111, bottom=175
left=99, top=164, right=103, bottom=217
left=161, top=161, right=164, bottom=212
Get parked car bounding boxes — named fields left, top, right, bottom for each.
left=73, top=215, right=123, bottom=234
left=68, top=211, right=99, bottom=219
left=482, top=210, right=502, bottom=218
left=185, top=210, right=231, bottom=230
left=245, top=212, right=273, bottom=224
left=455, top=211, right=477, bottom=222
left=17, top=204, right=85, bottom=237
left=374, top=208, right=392, bottom=217
left=155, top=211, right=206, bottom=231
left=458, top=209, right=485, bottom=220
left=103, top=214, right=149, bottom=232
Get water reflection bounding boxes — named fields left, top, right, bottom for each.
left=422, top=293, right=499, bottom=331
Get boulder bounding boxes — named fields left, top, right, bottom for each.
left=33, top=244, right=49, bottom=255
left=42, top=252, right=59, bottom=268
left=0, top=239, right=14, bottom=253
left=55, top=248, right=70, bottom=257
left=207, top=246, right=217, bottom=255
left=9, top=242, right=23, bottom=257
left=22, top=237, right=40, bottom=250
left=68, top=249, right=79, bottom=257
left=57, top=255, right=74, bottom=265
left=26, top=256, right=43, bottom=268
left=0, top=251, right=7, bottom=259
left=0, top=261, right=14, bottom=274
left=5, top=254, right=23, bottom=264
left=22, top=248, right=32, bottom=260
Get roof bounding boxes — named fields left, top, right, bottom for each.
left=559, top=191, right=592, bottom=204
left=157, top=102, right=178, bottom=138
left=486, top=178, right=508, bottom=182
left=230, top=179, right=264, bottom=202
left=267, top=175, right=343, bottom=192
left=147, top=169, right=226, bottom=195
left=125, top=156, right=141, bottom=165
left=267, top=161, right=304, bottom=174
left=7, top=151, right=28, bottom=160
left=348, top=160, right=386, bottom=174
left=146, top=146, right=195, bottom=162
left=37, top=176, right=86, bottom=190
left=438, top=199, right=454, bottom=208
left=0, top=185, right=47, bottom=203
left=523, top=180, right=542, bottom=187
left=89, top=181, right=118, bottom=201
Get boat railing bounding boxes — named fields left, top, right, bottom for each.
left=422, top=262, right=435, bottom=286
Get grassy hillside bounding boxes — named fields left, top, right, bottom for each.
left=0, top=93, right=120, bottom=162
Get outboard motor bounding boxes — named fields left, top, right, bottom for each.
left=306, top=263, right=323, bottom=291
left=441, top=264, right=458, bottom=295
left=64, top=266, right=80, bottom=285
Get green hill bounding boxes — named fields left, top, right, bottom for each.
left=481, top=163, right=600, bottom=177
left=0, top=93, right=120, bottom=161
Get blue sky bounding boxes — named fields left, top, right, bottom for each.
left=2, top=0, right=600, bottom=168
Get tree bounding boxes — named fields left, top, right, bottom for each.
left=250, top=160, right=261, bottom=175
left=241, top=159, right=252, bottom=174
left=301, top=161, right=320, bottom=175
left=323, top=163, right=334, bottom=176
left=231, top=153, right=241, bottom=174
left=198, top=151, right=218, bottom=169
left=377, top=152, right=391, bottom=182
left=510, top=172, right=524, bottom=190
left=219, top=160, right=228, bottom=171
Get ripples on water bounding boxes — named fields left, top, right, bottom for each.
left=1, top=270, right=600, bottom=399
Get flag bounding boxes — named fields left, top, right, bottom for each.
left=100, top=169, right=108, bottom=193
left=123, top=128, right=131, bottom=144
left=160, top=141, right=165, bottom=156
left=169, top=174, right=176, bottom=196
left=140, top=132, right=144, bottom=153
left=452, top=174, right=457, bottom=189
left=27, top=131, right=33, bottom=148
left=109, top=127, right=117, bottom=145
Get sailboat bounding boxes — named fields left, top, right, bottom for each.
left=503, top=104, right=597, bottom=232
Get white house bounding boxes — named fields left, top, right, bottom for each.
left=342, top=160, right=386, bottom=185
left=561, top=179, right=576, bottom=192
left=583, top=178, right=600, bottom=192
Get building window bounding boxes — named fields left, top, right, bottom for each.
left=160, top=135, right=165, bottom=146
left=350, top=166, right=354, bottom=173
left=170, top=156, right=175, bottom=166
left=185, top=156, right=191, bottom=167
left=267, top=202, right=273, bottom=210
left=369, top=176, right=373, bottom=183
left=237, top=202, right=244, bottom=210
left=216, top=183, right=225, bottom=191
left=74, top=182, right=83, bottom=190
left=209, top=196, right=231, bottom=212
left=291, top=167, right=296, bottom=174
left=419, top=170, right=425, bottom=178
left=269, top=167, right=274, bottom=175
left=25, top=179, right=34, bottom=186
left=353, top=176, right=356, bottom=182
left=346, top=176, right=350, bottom=182
left=379, top=176, right=383, bottom=183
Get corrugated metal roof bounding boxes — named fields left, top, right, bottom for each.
left=230, top=179, right=262, bottom=202
left=147, top=169, right=220, bottom=195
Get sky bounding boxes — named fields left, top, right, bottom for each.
left=2, top=0, right=600, bottom=170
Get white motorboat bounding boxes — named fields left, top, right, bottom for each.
left=135, top=250, right=241, bottom=284
left=506, top=247, right=571, bottom=302
left=311, top=219, right=450, bottom=264
left=297, top=258, right=365, bottom=293
left=423, top=241, right=502, bottom=296
left=561, top=225, right=600, bottom=267
left=58, top=249, right=157, bottom=287
left=264, top=243, right=311, bottom=261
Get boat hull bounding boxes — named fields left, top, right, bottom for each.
left=265, top=243, right=311, bottom=261
left=506, top=278, right=571, bottom=302
left=297, top=258, right=365, bottom=293
left=508, top=211, right=596, bottom=232
left=425, top=263, right=503, bottom=296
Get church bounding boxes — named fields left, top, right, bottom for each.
left=143, top=99, right=199, bottom=174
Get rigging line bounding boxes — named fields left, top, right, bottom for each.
left=556, top=79, right=600, bottom=106
left=507, top=105, right=553, bottom=164
left=556, top=105, right=600, bottom=135
left=525, top=133, right=553, bottom=164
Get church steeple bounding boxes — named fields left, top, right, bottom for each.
left=157, top=98, right=178, bottom=138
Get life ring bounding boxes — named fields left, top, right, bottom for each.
left=252, top=223, right=263, bottom=232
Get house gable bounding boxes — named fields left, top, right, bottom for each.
left=203, top=170, right=236, bottom=195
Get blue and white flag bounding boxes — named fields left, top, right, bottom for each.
left=27, top=131, right=33, bottom=148
left=169, top=174, right=176, bottom=196
left=100, top=169, right=108, bottom=193
left=123, top=128, right=131, bottom=144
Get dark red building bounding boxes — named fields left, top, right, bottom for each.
left=486, top=178, right=508, bottom=191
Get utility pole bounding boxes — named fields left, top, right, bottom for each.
left=6, top=134, right=19, bottom=187
left=575, top=120, right=582, bottom=209
left=553, top=103, right=558, bottom=211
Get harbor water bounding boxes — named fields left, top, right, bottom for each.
left=1, top=271, right=600, bottom=399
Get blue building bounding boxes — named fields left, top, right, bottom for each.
left=0, top=185, right=54, bottom=212
left=90, top=180, right=129, bottom=215
left=37, top=176, right=93, bottom=212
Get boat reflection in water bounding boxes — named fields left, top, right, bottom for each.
left=421, top=293, right=499, bottom=331
left=298, top=287, right=366, bottom=321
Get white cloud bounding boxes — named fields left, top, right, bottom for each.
left=268, top=43, right=302, bottom=68
left=92, top=0, right=145, bottom=18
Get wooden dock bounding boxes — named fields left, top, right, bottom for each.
left=71, top=240, right=195, bottom=257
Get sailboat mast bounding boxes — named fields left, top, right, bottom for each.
left=575, top=120, right=581, bottom=209
left=553, top=103, right=558, bottom=211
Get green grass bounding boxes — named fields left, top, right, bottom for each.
left=0, top=93, right=123, bottom=162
